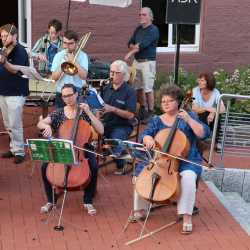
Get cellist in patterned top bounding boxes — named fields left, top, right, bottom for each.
left=37, top=83, right=104, bottom=215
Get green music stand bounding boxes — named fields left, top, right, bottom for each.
left=27, top=138, right=76, bottom=231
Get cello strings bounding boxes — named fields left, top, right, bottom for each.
left=152, top=148, right=210, bottom=170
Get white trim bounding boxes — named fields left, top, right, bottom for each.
left=157, top=24, right=200, bottom=53
left=26, top=0, right=32, bottom=50
left=18, top=0, right=32, bottom=49
left=18, top=0, right=23, bottom=43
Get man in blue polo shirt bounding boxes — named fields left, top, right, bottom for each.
left=101, top=60, right=136, bottom=175
left=125, top=7, right=159, bottom=124
left=0, top=24, right=29, bottom=164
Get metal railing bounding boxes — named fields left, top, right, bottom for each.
left=209, top=94, right=250, bottom=165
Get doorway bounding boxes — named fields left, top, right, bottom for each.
left=0, top=1, right=18, bottom=27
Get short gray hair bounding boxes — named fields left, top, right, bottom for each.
left=142, top=7, right=154, bottom=20
left=111, top=60, right=130, bottom=82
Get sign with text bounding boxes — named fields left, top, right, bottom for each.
left=166, top=0, right=201, bottom=24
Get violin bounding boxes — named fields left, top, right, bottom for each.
left=3, top=42, right=15, bottom=55
left=135, top=91, right=193, bottom=203
left=46, top=106, right=91, bottom=189
left=0, top=43, right=16, bottom=65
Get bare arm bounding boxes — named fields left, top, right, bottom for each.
left=0, top=56, right=19, bottom=74
left=4, top=61, right=19, bottom=74
left=79, top=103, right=104, bottom=135
left=37, top=116, right=53, bottom=137
left=192, top=101, right=225, bottom=114
left=74, top=61, right=88, bottom=80
left=51, top=68, right=63, bottom=81
left=124, top=43, right=139, bottom=61
left=178, top=109, right=205, bottom=138
left=103, top=104, right=135, bottom=120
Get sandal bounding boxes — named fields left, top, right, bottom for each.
left=181, top=223, right=192, bottom=234
left=128, top=211, right=146, bottom=223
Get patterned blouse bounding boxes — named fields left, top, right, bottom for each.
left=49, top=108, right=91, bottom=131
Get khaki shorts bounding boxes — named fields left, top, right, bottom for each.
left=132, top=59, right=156, bottom=93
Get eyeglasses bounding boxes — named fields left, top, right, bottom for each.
left=161, top=99, right=176, bottom=104
left=110, top=71, right=122, bottom=75
left=62, top=93, right=75, bottom=98
left=139, top=13, right=147, bottom=16
left=63, top=41, right=75, bottom=45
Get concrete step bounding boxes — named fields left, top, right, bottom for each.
left=205, top=181, right=250, bottom=235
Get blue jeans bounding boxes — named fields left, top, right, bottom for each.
left=104, top=126, right=132, bottom=169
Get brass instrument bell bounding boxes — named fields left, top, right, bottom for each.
left=61, top=32, right=91, bottom=76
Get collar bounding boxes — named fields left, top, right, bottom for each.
left=110, top=82, right=126, bottom=91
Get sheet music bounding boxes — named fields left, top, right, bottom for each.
left=12, top=65, right=55, bottom=83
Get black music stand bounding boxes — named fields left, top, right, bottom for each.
left=117, top=141, right=178, bottom=245
left=27, top=138, right=76, bottom=231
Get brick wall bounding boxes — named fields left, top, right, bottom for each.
left=32, top=0, right=250, bottom=73
left=32, top=0, right=139, bottom=63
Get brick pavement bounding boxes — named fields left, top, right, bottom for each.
left=0, top=107, right=250, bottom=250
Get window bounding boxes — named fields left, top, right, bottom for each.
left=18, top=0, right=31, bottom=48
left=141, top=0, right=200, bottom=53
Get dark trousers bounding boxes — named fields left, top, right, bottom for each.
left=198, top=111, right=221, bottom=143
left=104, top=126, right=132, bottom=169
left=41, top=149, right=98, bottom=204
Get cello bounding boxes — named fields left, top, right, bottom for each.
left=46, top=106, right=91, bottom=189
left=135, top=92, right=192, bottom=203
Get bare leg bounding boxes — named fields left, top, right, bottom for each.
left=183, top=214, right=192, bottom=224
left=146, top=91, right=154, bottom=112
left=137, top=89, right=147, bottom=109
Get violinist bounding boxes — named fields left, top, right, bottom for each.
left=51, top=30, right=88, bottom=108
left=132, top=85, right=210, bottom=234
left=0, top=24, right=29, bottom=164
left=32, top=19, right=63, bottom=77
left=37, top=84, right=104, bottom=215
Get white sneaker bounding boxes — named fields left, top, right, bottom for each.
left=83, top=203, right=97, bottom=215
left=40, top=202, right=53, bottom=213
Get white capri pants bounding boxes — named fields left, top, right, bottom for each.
left=133, top=170, right=197, bottom=215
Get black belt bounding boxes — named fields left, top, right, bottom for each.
left=136, top=59, right=149, bottom=63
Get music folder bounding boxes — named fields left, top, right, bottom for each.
left=27, top=138, right=76, bottom=164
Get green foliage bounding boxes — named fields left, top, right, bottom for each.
left=154, top=67, right=250, bottom=113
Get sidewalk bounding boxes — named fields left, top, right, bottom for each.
left=0, top=107, right=250, bottom=250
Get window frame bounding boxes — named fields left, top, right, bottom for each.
left=140, top=0, right=201, bottom=53
left=18, top=0, right=32, bottom=49
left=157, top=23, right=200, bottom=53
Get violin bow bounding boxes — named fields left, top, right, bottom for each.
left=73, top=145, right=104, bottom=158
left=151, top=148, right=214, bottom=170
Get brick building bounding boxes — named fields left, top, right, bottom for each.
left=2, top=0, right=250, bottom=73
